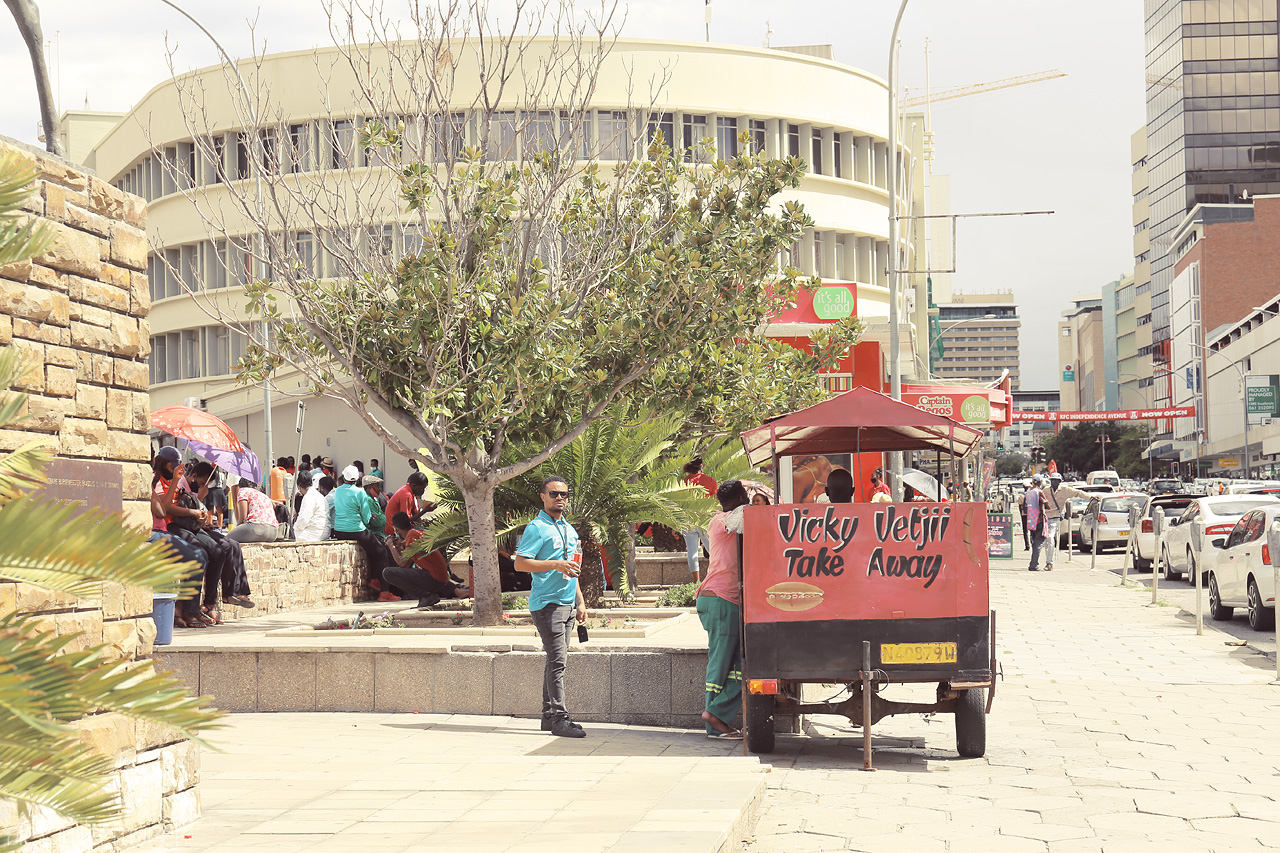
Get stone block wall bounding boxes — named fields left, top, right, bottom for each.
left=0, top=136, right=152, bottom=529
left=218, top=541, right=367, bottom=622
left=0, top=137, right=197, bottom=852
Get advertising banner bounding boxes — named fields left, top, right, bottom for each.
left=902, top=392, right=992, bottom=424
left=1246, top=375, right=1280, bottom=425
left=1012, top=407, right=1196, bottom=423
left=986, top=513, right=1013, bottom=560
left=741, top=503, right=990, bottom=625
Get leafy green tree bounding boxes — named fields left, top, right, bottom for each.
left=0, top=152, right=221, bottom=851
left=419, top=408, right=756, bottom=606
left=169, top=7, right=860, bottom=624
left=1041, top=423, right=1148, bottom=479
left=995, top=453, right=1028, bottom=477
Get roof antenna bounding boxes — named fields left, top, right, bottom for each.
left=763, top=20, right=773, bottom=48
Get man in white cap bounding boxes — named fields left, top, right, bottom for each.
left=1039, top=473, right=1092, bottom=570
left=333, top=465, right=397, bottom=599
left=1025, top=474, right=1048, bottom=572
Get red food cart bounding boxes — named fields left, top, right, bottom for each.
left=737, top=387, right=997, bottom=766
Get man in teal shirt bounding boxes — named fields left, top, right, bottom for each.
left=516, top=475, right=587, bottom=738
left=332, top=465, right=396, bottom=599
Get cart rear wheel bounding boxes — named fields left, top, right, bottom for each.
left=744, top=692, right=776, bottom=755
left=955, top=688, right=986, bottom=758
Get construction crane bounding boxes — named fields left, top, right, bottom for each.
left=1146, top=72, right=1183, bottom=91
left=901, top=69, right=1067, bottom=109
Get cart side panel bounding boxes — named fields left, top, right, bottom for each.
left=742, top=502, right=990, bottom=625
left=744, top=614, right=991, bottom=681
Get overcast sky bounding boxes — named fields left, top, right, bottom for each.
left=0, top=0, right=1146, bottom=391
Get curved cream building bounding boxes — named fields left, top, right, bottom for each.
left=75, top=38, right=924, bottom=477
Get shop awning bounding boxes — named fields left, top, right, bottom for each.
left=740, top=386, right=985, bottom=467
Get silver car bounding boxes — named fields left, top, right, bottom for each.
left=1079, top=494, right=1149, bottom=553
left=1161, top=495, right=1280, bottom=583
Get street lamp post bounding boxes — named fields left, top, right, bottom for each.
left=1096, top=433, right=1111, bottom=470
left=886, top=0, right=910, bottom=500
left=156, top=0, right=274, bottom=478
left=1190, top=340, right=1251, bottom=480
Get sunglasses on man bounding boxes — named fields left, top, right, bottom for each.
left=546, top=490, right=570, bottom=499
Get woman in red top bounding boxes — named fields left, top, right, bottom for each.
left=681, top=457, right=717, bottom=581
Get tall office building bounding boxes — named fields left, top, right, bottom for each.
left=932, top=292, right=1021, bottom=389
left=1142, top=0, right=1280, bottom=425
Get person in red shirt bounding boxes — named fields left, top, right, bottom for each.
left=385, top=512, right=470, bottom=608
left=383, top=472, right=436, bottom=536
left=870, top=467, right=891, bottom=499
left=681, top=457, right=718, bottom=582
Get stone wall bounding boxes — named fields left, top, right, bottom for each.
left=217, top=541, right=367, bottom=622
left=0, top=137, right=195, bottom=853
left=0, top=137, right=152, bottom=528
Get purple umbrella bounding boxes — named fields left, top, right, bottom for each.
left=183, top=439, right=260, bottom=484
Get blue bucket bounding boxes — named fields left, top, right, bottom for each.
left=151, top=594, right=178, bottom=646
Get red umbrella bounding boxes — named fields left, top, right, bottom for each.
left=150, top=405, right=245, bottom=453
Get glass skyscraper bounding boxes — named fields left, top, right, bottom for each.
left=1143, top=0, right=1280, bottom=418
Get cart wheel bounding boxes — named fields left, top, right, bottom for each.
left=744, top=692, right=775, bottom=755
left=955, top=688, right=986, bottom=758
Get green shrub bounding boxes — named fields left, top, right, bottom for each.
left=501, top=593, right=529, bottom=611
left=657, top=582, right=697, bottom=608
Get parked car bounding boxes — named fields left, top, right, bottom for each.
left=1134, top=493, right=1201, bottom=571
left=1161, top=495, right=1280, bottom=583
left=1079, top=493, right=1149, bottom=553
left=1225, top=480, right=1280, bottom=495
left=1147, top=479, right=1183, bottom=495
left=1075, top=483, right=1116, bottom=495
left=1206, top=506, right=1279, bottom=631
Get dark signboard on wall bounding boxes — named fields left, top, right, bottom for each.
left=987, top=513, right=1013, bottom=560
left=32, top=458, right=124, bottom=515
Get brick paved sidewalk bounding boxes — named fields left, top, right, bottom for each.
left=744, top=554, right=1280, bottom=853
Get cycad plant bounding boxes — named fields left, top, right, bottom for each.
left=0, top=151, right=222, bottom=852
left=422, top=406, right=758, bottom=606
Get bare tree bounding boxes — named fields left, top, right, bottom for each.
left=150, top=0, right=857, bottom=624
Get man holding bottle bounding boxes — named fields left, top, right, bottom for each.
left=515, top=476, right=588, bottom=738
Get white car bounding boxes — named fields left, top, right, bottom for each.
left=1207, top=505, right=1279, bottom=631
left=1161, top=495, right=1280, bottom=583
left=1134, top=493, right=1201, bottom=571
left=1079, top=493, right=1149, bottom=552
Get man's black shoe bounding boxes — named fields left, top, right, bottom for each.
left=541, top=717, right=583, bottom=732
left=416, top=594, right=441, bottom=609
left=550, top=718, right=585, bottom=738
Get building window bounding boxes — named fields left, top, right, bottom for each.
left=715, top=116, right=738, bottom=159
left=749, top=119, right=766, bottom=153
left=682, top=114, right=708, bottom=161
left=787, top=123, right=800, bottom=158
left=811, top=130, right=823, bottom=174
left=288, top=123, right=312, bottom=173
left=646, top=112, right=676, bottom=155
left=597, top=110, right=630, bottom=160
left=331, top=119, right=356, bottom=169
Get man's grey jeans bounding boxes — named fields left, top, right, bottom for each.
left=531, top=603, right=575, bottom=723
left=1044, top=518, right=1061, bottom=566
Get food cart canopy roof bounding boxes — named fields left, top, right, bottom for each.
left=740, top=386, right=985, bottom=466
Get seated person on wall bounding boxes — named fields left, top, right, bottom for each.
left=293, top=470, right=331, bottom=542
left=148, top=490, right=210, bottom=628
left=227, top=477, right=283, bottom=544
left=332, top=466, right=400, bottom=600
left=386, top=511, right=472, bottom=609
left=499, top=535, right=531, bottom=592
left=362, top=475, right=387, bottom=539
left=318, top=475, right=337, bottom=538
left=383, top=472, right=436, bottom=536
left=186, top=462, right=256, bottom=610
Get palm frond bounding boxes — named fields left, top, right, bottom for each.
left=0, top=348, right=37, bottom=430
left=0, top=152, right=55, bottom=268
left=0, top=497, right=195, bottom=597
left=0, top=439, right=54, bottom=505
